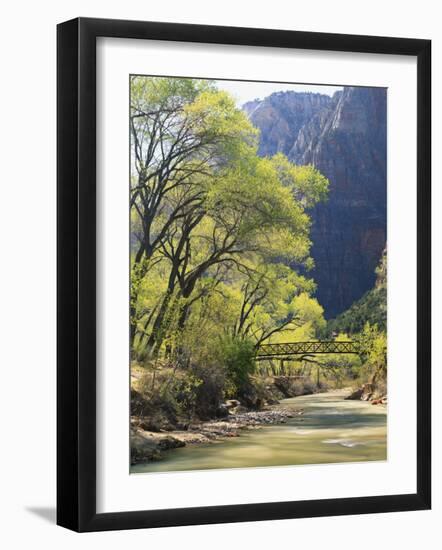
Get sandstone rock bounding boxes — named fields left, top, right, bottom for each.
left=158, top=436, right=185, bottom=450
left=243, top=91, right=332, bottom=157
left=245, top=87, right=387, bottom=318
left=130, top=428, right=185, bottom=464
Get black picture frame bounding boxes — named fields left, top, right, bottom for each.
left=57, top=17, right=431, bottom=532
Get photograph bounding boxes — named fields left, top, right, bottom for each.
left=129, top=75, right=388, bottom=473
left=0, top=1, right=434, bottom=541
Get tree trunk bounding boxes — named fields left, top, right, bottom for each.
left=144, top=290, right=174, bottom=358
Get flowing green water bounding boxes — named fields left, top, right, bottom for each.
left=131, top=390, right=387, bottom=474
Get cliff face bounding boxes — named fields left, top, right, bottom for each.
left=245, top=87, right=387, bottom=318
left=325, top=248, right=387, bottom=336
left=243, top=92, right=332, bottom=157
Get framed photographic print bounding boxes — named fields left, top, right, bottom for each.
left=57, top=17, right=431, bottom=531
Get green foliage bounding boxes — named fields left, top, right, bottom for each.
left=218, top=336, right=256, bottom=395
left=320, top=332, right=362, bottom=383
left=271, top=153, right=329, bottom=208
left=172, top=372, right=203, bottom=417
left=355, top=322, right=387, bottom=383
left=325, top=250, right=387, bottom=337
left=130, top=76, right=330, bottom=364
left=191, top=363, right=227, bottom=419
left=318, top=252, right=388, bottom=394
left=134, top=365, right=217, bottom=421
left=325, top=287, right=386, bottom=336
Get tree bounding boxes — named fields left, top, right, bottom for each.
left=130, top=77, right=329, bottom=364
left=230, top=263, right=324, bottom=348
left=356, top=323, right=387, bottom=385
left=130, top=77, right=258, bottom=346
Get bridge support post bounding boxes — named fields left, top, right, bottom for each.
left=280, top=359, right=284, bottom=375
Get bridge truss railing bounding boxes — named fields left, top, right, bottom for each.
left=255, top=340, right=359, bottom=360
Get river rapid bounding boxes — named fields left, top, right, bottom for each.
left=131, top=389, right=387, bottom=474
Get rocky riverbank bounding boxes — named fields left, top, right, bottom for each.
left=345, top=382, right=387, bottom=404
left=131, top=407, right=303, bottom=464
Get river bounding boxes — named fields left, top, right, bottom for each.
left=131, top=390, right=387, bottom=474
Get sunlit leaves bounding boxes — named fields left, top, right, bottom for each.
left=129, top=76, right=330, bottom=361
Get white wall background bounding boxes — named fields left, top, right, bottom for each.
left=0, top=0, right=439, bottom=547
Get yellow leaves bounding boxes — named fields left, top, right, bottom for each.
left=202, top=154, right=313, bottom=264
left=130, top=76, right=332, bottom=361
left=130, top=76, right=212, bottom=113
left=334, top=332, right=352, bottom=342
left=269, top=154, right=329, bottom=208
left=360, top=322, right=387, bottom=365
left=291, top=293, right=324, bottom=323
left=184, top=89, right=258, bottom=142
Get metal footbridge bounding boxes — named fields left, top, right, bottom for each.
left=255, top=340, right=359, bottom=360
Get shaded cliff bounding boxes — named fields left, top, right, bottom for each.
left=325, top=248, right=387, bottom=336
left=244, top=87, right=387, bottom=318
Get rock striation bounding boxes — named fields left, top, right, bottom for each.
left=243, top=91, right=332, bottom=158
left=244, top=87, right=387, bottom=317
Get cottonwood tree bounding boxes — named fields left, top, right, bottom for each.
left=130, top=76, right=329, bottom=364
left=230, top=264, right=325, bottom=348
left=130, top=76, right=258, bottom=346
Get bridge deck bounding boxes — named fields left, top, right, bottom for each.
left=255, top=340, right=358, bottom=359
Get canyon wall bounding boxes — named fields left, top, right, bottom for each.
left=244, top=87, right=387, bottom=318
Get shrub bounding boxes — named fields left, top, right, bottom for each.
left=132, top=359, right=227, bottom=422
left=218, top=336, right=256, bottom=395
left=133, top=369, right=180, bottom=424
left=191, top=363, right=227, bottom=419
left=130, top=388, right=152, bottom=417
left=273, top=376, right=320, bottom=397
left=172, top=372, right=203, bottom=417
